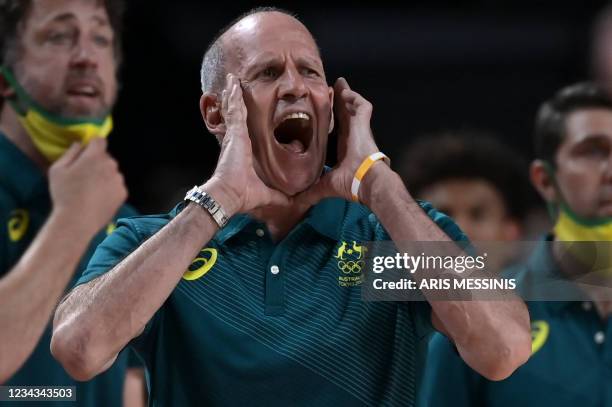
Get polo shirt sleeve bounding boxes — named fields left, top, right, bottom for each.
left=418, top=333, right=484, bottom=407
left=74, top=218, right=144, bottom=287
left=417, top=200, right=469, bottom=242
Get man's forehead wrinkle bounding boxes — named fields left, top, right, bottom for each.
left=25, top=2, right=110, bottom=33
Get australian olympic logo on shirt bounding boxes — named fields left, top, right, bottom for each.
left=335, top=241, right=367, bottom=287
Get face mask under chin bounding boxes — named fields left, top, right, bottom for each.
left=0, top=66, right=113, bottom=163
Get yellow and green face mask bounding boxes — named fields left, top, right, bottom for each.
left=0, top=66, right=113, bottom=163
left=554, top=202, right=612, bottom=242
left=545, top=162, right=612, bottom=276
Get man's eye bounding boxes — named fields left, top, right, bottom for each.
left=303, top=68, right=320, bottom=77
left=469, top=207, right=486, bottom=222
left=260, top=68, right=279, bottom=79
left=93, top=34, right=111, bottom=47
left=577, top=142, right=610, bottom=160
left=47, top=31, right=72, bottom=44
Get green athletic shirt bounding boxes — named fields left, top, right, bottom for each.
left=76, top=195, right=467, bottom=406
left=418, top=238, right=612, bottom=407
left=0, top=132, right=140, bottom=406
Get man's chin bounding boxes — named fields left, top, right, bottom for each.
left=269, top=172, right=320, bottom=198
left=61, top=102, right=109, bottom=120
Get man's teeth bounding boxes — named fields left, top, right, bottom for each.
left=72, top=86, right=96, bottom=95
left=282, top=112, right=310, bottom=122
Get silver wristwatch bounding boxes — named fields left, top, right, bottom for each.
left=184, top=185, right=229, bottom=228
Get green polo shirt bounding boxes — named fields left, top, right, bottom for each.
left=0, top=133, right=139, bottom=406
left=75, top=194, right=466, bottom=406
left=418, top=238, right=612, bottom=407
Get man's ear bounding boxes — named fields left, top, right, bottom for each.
left=530, top=160, right=557, bottom=203
left=200, top=92, right=226, bottom=140
left=328, top=86, right=334, bottom=134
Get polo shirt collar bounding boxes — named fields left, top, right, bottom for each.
left=214, top=197, right=347, bottom=244
left=174, top=195, right=348, bottom=245
left=0, top=132, right=46, bottom=202
left=303, top=197, right=347, bottom=241
left=214, top=214, right=252, bottom=244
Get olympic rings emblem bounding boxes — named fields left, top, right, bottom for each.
left=338, top=260, right=365, bottom=274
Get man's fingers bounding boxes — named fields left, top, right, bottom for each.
left=334, top=77, right=370, bottom=109
left=220, top=73, right=237, bottom=118
left=225, top=76, right=248, bottom=133
left=80, top=138, right=108, bottom=160
left=221, top=89, right=229, bottom=118
left=335, top=77, right=350, bottom=92
left=54, top=142, right=83, bottom=167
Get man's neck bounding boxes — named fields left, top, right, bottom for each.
left=0, top=106, right=48, bottom=170
left=250, top=198, right=311, bottom=243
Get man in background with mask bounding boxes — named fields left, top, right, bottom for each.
left=0, top=1, right=145, bottom=405
left=419, top=82, right=612, bottom=407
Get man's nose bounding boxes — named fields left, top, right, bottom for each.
left=278, top=67, right=308, bottom=101
left=70, top=37, right=98, bottom=69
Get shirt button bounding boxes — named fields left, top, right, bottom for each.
left=256, top=228, right=265, bottom=237
left=270, top=265, right=280, bottom=275
left=594, top=331, right=605, bottom=345
left=582, top=302, right=592, bottom=311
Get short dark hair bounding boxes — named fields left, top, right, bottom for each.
left=200, top=7, right=314, bottom=94
left=534, top=82, right=612, bottom=165
left=400, top=131, right=531, bottom=221
left=0, top=0, right=125, bottom=68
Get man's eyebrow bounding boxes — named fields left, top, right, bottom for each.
left=45, top=12, right=77, bottom=24
left=573, top=133, right=610, bottom=146
left=42, top=13, right=109, bottom=26
left=244, top=55, right=283, bottom=76
left=296, top=55, right=324, bottom=69
left=91, top=15, right=110, bottom=27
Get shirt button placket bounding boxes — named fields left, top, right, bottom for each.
left=265, top=256, right=285, bottom=316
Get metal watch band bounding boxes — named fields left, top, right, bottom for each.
left=184, top=185, right=229, bottom=228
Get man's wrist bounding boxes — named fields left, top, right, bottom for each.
left=199, top=178, right=240, bottom=219
left=358, top=162, right=398, bottom=208
left=49, top=208, right=100, bottom=239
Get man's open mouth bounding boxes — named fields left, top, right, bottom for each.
left=273, top=112, right=313, bottom=154
left=66, top=85, right=100, bottom=98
